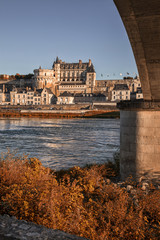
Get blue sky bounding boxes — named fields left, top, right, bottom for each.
left=0, top=0, right=138, bottom=79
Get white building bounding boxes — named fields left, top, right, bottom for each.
left=111, top=84, right=130, bottom=101
left=10, top=87, right=55, bottom=106
left=57, top=92, right=75, bottom=105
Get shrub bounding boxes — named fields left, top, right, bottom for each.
left=0, top=154, right=159, bottom=239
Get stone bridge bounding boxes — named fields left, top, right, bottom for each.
left=113, top=0, right=160, bottom=181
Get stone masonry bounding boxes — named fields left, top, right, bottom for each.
left=0, top=215, right=88, bottom=240
left=114, top=0, right=160, bottom=180
left=120, top=107, right=160, bottom=180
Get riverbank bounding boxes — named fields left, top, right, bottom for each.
left=0, top=109, right=120, bottom=119
left=0, top=155, right=159, bottom=240
left=0, top=103, right=120, bottom=119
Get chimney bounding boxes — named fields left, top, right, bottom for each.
left=79, top=60, right=82, bottom=65
left=26, top=87, right=28, bottom=91
left=3, top=84, right=5, bottom=93
left=34, top=87, right=36, bottom=92
left=89, top=59, right=91, bottom=66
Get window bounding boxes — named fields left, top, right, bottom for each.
left=18, top=95, right=20, bottom=98
left=44, top=94, right=46, bottom=97
left=23, top=95, right=25, bottom=98
left=126, top=96, right=128, bottom=99
left=120, top=92, right=122, bottom=95
left=126, top=92, right=128, bottom=94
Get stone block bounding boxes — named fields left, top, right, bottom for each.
left=154, top=145, right=160, bottom=153
left=136, top=127, right=155, bottom=137
left=120, top=109, right=160, bottom=180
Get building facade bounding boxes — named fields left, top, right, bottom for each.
left=10, top=87, right=55, bottom=105
left=111, top=84, right=130, bottom=101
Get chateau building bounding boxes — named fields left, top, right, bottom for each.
left=34, top=67, right=56, bottom=93
left=34, top=57, right=96, bottom=96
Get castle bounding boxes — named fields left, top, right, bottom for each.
left=34, top=57, right=96, bottom=96
left=0, top=58, right=143, bottom=105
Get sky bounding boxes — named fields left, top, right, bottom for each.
left=0, top=0, right=138, bottom=80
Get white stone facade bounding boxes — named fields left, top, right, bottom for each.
left=10, top=88, right=55, bottom=106
left=34, top=68, right=56, bottom=90
left=111, top=84, right=130, bottom=101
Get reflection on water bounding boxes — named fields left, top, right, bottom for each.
left=0, top=118, right=120, bottom=170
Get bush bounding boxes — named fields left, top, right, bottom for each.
left=0, top=154, right=159, bottom=239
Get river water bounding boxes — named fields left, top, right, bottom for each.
left=0, top=118, right=120, bottom=170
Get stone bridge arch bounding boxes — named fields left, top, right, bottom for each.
left=113, top=0, right=160, bottom=181
left=114, top=0, right=160, bottom=100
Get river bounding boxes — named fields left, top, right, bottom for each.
left=0, top=118, right=120, bottom=170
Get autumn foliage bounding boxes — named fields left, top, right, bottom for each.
left=0, top=153, right=159, bottom=239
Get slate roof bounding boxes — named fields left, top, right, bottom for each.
left=113, top=84, right=129, bottom=91
left=52, top=57, right=95, bottom=72
left=60, top=82, right=85, bottom=86
left=44, top=88, right=53, bottom=95
left=59, top=91, right=74, bottom=97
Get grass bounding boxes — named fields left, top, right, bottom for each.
left=0, top=152, right=159, bottom=239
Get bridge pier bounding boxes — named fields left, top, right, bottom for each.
left=113, top=0, right=160, bottom=181
left=118, top=101, right=160, bottom=181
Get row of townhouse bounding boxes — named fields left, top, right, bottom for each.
left=0, top=83, right=143, bottom=106
left=0, top=87, right=56, bottom=105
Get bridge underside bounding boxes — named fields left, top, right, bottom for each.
left=113, top=0, right=160, bottom=181
left=114, top=0, right=160, bottom=100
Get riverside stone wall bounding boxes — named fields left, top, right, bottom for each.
left=0, top=215, right=88, bottom=240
